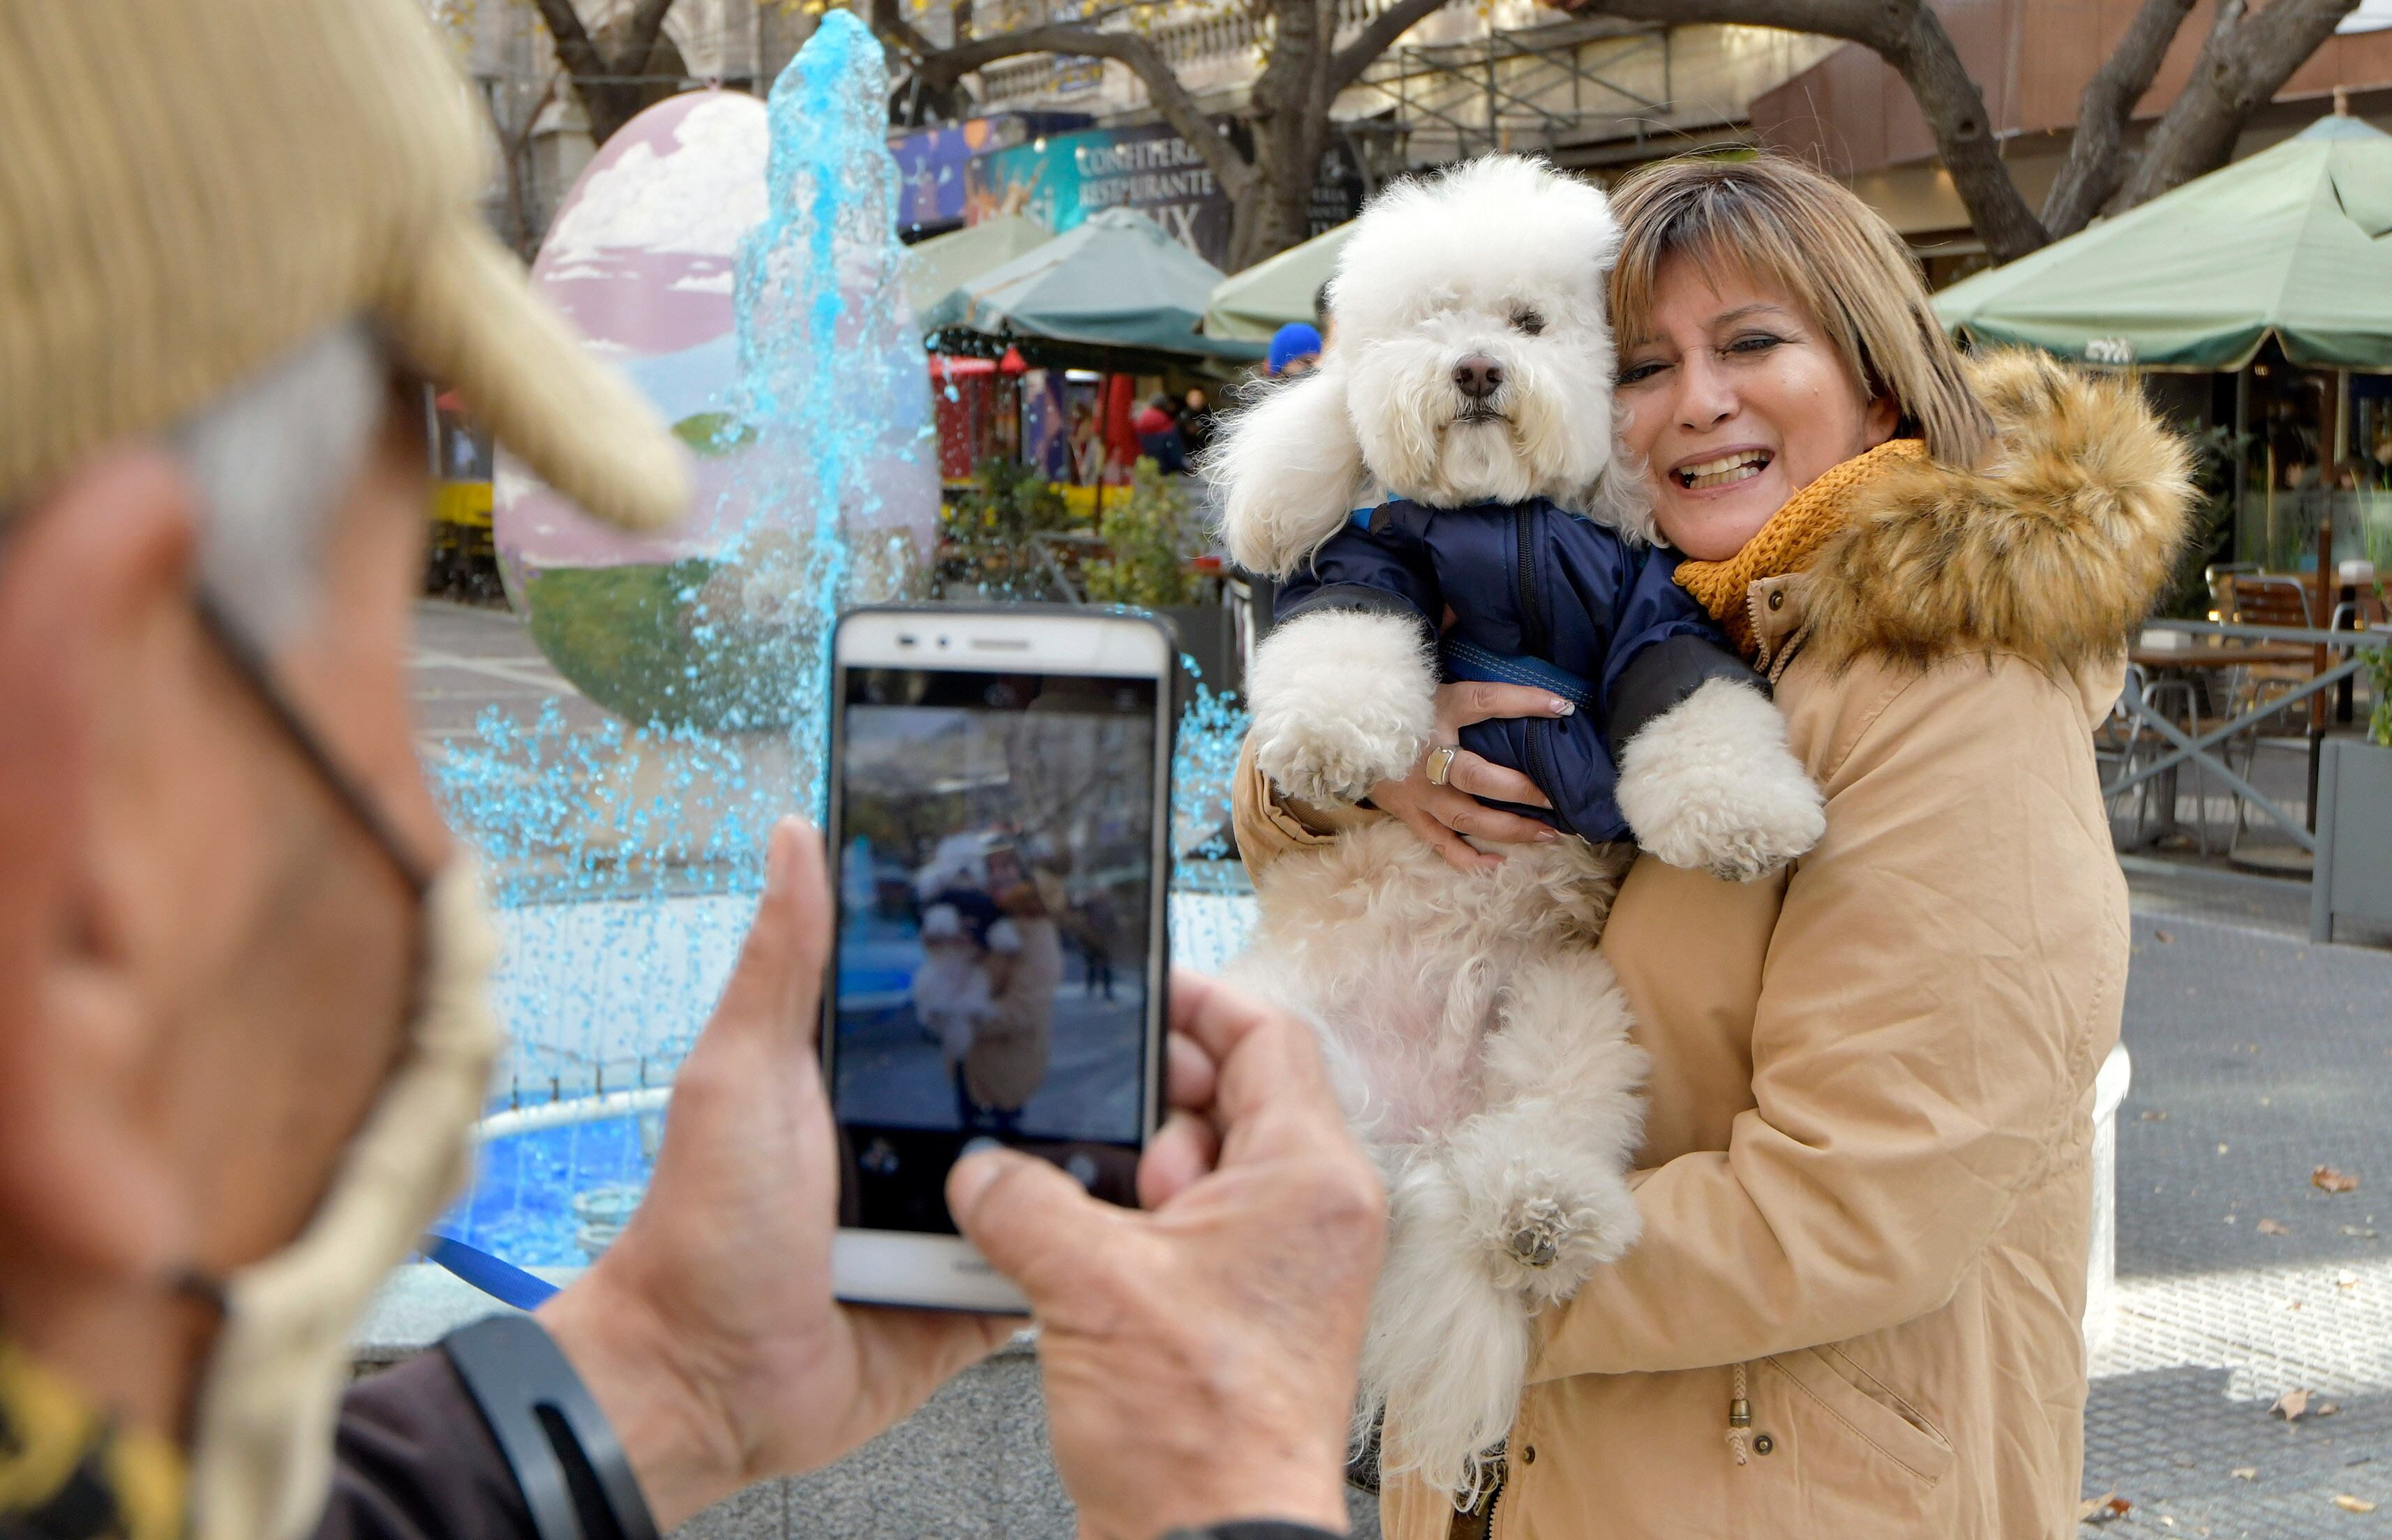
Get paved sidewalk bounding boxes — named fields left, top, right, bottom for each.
left=410, top=602, right=2392, bottom=1534
left=2086, top=905, right=2392, bottom=1534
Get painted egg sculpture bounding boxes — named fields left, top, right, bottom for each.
left=495, top=66, right=938, bottom=732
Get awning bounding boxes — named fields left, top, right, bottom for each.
left=942, top=208, right=1264, bottom=363
left=904, top=214, right=1052, bottom=333
left=1934, top=116, right=2392, bottom=371
left=1202, top=222, right=1353, bottom=342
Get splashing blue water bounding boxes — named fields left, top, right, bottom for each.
left=433, top=17, right=1258, bottom=1267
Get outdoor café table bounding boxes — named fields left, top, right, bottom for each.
left=2119, top=641, right=2316, bottom=846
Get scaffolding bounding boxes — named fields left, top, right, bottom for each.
left=1349, top=16, right=1672, bottom=163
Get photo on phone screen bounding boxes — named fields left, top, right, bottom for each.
left=828, top=664, right=1162, bottom=1236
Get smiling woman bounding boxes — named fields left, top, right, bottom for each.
left=1235, top=153, right=2196, bottom=1540
left=1608, top=165, right=1991, bottom=562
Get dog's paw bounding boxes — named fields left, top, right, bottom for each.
left=1479, top=1172, right=1636, bottom=1306
left=1252, top=716, right=1421, bottom=805
left=1246, top=608, right=1437, bottom=804
left=1615, top=677, right=1825, bottom=882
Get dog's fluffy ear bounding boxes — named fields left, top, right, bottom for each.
left=1202, top=364, right=1366, bottom=578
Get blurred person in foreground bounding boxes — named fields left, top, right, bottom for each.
left=0, top=6, right=1384, bottom=1540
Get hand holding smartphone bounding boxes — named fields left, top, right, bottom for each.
left=821, top=606, right=1174, bottom=1311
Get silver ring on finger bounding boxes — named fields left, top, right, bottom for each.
left=1425, top=745, right=1459, bottom=787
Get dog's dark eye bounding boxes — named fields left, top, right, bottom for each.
left=1511, top=308, right=1545, bottom=336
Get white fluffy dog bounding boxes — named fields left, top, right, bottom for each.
left=1207, top=156, right=1823, bottom=1502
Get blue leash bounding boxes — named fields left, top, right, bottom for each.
left=421, top=1232, right=561, bottom=1310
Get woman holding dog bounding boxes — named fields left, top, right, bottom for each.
left=1234, top=154, right=2189, bottom=1539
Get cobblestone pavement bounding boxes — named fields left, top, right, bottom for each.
left=2087, top=902, right=2392, bottom=1534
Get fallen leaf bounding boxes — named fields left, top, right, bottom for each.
left=2337, top=1269, right=2359, bottom=1289
left=2273, top=1388, right=2313, bottom=1421
left=2139, top=1109, right=2171, bottom=1122
left=2232, top=1467, right=2258, bottom=1481
left=2317, top=1401, right=2341, bottom=1417
left=2315, top=1165, right=2360, bottom=1194
left=2342, top=1226, right=2380, bottom=1239
left=2226, top=1214, right=2240, bottom=1225
left=2160, top=1518, right=2176, bottom=1530
left=2077, top=1491, right=2132, bottom=1523
left=2335, top=1495, right=2377, bottom=1514
left=2155, top=929, right=2175, bottom=943
left=2259, top=1218, right=2291, bottom=1235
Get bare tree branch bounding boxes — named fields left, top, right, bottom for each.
left=917, top=25, right=1260, bottom=200
left=867, top=0, right=947, bottom=66
left=526, top=0, right=685, bottom=144
left=622, top=0, right=679, bottom=60
left=2040, top=0, right=2197, bottom=236
left=528, top=0, right=609, bottom=87
left=2118, top=0, right=2358, bottom=207
left=1327, top=0, right=1450, bottom=94
left=1574, top=0, right=2047, bottom=260
left=498, top=70, right=563, bottom=256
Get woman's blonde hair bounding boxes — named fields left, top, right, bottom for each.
left=1608, top=154, right=1995, bottom=468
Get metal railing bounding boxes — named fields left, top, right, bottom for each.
left=2105, top=618, right=2388, bottom=856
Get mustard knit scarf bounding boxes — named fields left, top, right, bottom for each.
left=1672, top=438, right=1928, bottom=658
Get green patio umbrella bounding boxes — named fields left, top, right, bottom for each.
left=948, top=208, right=1263, bottom=361
left=903, top=215, right=1050, bottom=333
left=1934, top=116, right=2392, bottom=371
left=1202, top=221, right=1354, bottom=342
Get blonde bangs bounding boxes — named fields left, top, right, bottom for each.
left=1607, top=154, right=1995, bottom=470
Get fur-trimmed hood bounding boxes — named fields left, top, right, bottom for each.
left=1792, top=349, right=2195, bottom=675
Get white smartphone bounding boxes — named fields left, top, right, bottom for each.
left=821, top=605, right=1176, bottom=1311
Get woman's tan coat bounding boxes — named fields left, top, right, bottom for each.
left=1232, top=352, right=2191, bottom=1539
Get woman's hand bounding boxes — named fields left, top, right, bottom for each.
left=1370, top=682, right=1574, bottom=872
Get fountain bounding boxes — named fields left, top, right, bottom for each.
left=439, top=13, right=1257, bottom=1271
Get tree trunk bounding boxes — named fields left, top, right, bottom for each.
left=528, top=0, right=682, bottom=147
left=1236, top=0, right=1339, bottom=266
left=1876, top=3, right=2048, bottom=260
left=2118, top=0, right=2359, bottom=209
left=2040, top=0, right=2198, bottom=237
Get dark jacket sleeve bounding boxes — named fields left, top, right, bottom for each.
left=1272, top=511, right=1442, bottom=640
left=1599, top=545, right=1761, bottom=759
left=321, top=1353, right=535, bottom=1540
left=1454, top=707, right=1626, bottom=843
left=324, top=1356, right=1347, bottom=1540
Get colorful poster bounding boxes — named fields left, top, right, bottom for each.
left=969, top=121, right=1233, bottom=269
left=890, top=112, right=1093, bottom=236
left=964, top=120, right=1363, bottom=269
left=890, top=125, right=974, bottom=232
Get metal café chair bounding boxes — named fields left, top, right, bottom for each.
left=2101, top=664, right=2213, bottom=850
left=2221, top=574, right=2324, bottom=858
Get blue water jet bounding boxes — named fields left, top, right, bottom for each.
left=431, top=17, right=1262, bottom=1267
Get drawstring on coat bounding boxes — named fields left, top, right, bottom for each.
left=1726, top=1363, right=1752, bottom=1467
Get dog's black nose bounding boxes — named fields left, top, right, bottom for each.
left=1453, top=354, right=1504, bottom=400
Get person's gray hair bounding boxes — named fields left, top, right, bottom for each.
left=173, top=320, right=390, bottom=645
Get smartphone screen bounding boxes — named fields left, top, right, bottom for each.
left=827, top=663, right=1164, bottom=1236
